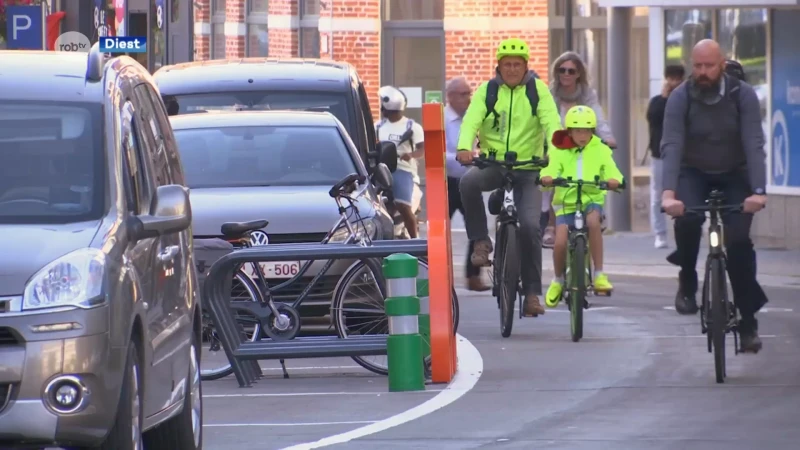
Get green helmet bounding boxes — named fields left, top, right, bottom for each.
left=565, top=105, right=597, bottom=129
left=496, top=38, right=530, bottom=62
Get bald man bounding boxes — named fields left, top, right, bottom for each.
left=660, top=39, right=768, bottom=353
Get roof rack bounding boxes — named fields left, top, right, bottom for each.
left=85, top=42, right=108, bottom=83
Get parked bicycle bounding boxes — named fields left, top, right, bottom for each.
left=201, top=173, right=459, bottom=380
left=537, top=175, right=625, bottom=342
left=665, top=189, right=742, bottom=383
left=471, top=151, right=548, bottom=338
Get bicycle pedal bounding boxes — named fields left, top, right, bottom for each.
left=593, top=289, right=612, bottom=297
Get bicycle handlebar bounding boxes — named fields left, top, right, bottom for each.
left=661, top=203, right=743, bottom=215
left=470, top=155, right=548, bottom=169
left=535, top=175, right=627, bottom=191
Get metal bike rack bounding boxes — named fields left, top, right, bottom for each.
left=202, top=240, right=428, bottom=388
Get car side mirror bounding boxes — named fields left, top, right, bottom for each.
left=130, top=184, right=192, bottom=240
left=373, top=141, right=398, bottom=173
left=371, top=162, right=393, bottom=192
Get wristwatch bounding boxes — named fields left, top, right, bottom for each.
left=754, top=188, right=766, bottom=195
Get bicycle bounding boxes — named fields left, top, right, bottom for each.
left=665, top=189, right=743, bottom=383
left=536, top=175, right=625, bottom=343
left=200, top=173, right=459, bottom=379
left=471, top=151, right=548, bottom=338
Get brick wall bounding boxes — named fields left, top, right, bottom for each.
left=269, top=0, right=298, bottom=57
left=226, top=0, right=245, bottom=58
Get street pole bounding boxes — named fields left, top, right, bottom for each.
left=606, top=7, right=632, bottom=232
left=564, top=0, right=573, bottom=51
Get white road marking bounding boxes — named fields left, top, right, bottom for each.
left=259, top=365, right=363, bottom=371
left=513, top=306, right=618, bottom=313
left=204, top=390, right=442, bottom=399
left=281, top=334, right=484, bottom=450
left=205, top=421, right=376, bottom=428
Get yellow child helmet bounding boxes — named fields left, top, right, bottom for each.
left=496, top=38, right=530, bottom=62
left=564, top=105, right=597, bottom=129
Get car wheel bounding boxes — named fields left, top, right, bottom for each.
left=91, top=341, right=143, bottom=450
left=143, top=332, right=203, bottom=449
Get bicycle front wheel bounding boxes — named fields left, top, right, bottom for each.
left=710, top=257, right=727, bottom=383
left=497, top=224, right=519, bottom=338
left=570, top=236, right=587, bottom=342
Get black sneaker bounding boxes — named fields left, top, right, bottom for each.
left=739, top=319, right=763, bottom=353
left=675, top=290, right=699, bottom=315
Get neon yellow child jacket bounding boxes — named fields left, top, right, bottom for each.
left=539, top=131, right=624, bottom=216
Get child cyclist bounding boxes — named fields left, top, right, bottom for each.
left=539, top=105, right=624, bottom=308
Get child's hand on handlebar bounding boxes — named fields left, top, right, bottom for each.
left=606, top=179, right=620, bottom=190
left=539, top=176, right=554, bottom=187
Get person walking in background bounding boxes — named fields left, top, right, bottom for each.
left=647, top=64, right=686, bottom=249
left=444, top=77, right=489, bottom=292
left=541, top=51, right=616, bottom=247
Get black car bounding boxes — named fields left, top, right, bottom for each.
left=153, top=58, right=397, bottom=172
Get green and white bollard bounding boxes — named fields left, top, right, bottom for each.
left=383, top=253, right=425, bottom=392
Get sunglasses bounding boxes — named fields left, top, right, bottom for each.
left=558, top=67, right=578, bottom=75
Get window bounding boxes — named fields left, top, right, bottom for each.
left=171, top=0, right=180, bottom=23
left=0, top=101, right=106, bottom=223
left=301, top=0, right=319, bottom=16
left=133, top=86, right=171, bottom=187
left=664, top=9, right=713, bottom=70
left=211, top=0, right=227, bottom=59
left=173, top=125, right=359, bottom=188
left=246, top=0, right=268, bottom=56
left=151, top=0, right=167, bottom=70
left=169, top=91, right=351, bottom=131
left=141, top=84, right=184, bottom=185
left=299, top=0, right=320, bottom=57
left=383, top=0, right=444, bottom=21
left=122, top=103, right=150, bottom=214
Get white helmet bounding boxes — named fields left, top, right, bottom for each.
left=379, top=85, right=406, bottom=112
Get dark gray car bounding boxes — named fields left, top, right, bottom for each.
left=0, top=47, right=202, bottom=449
left=170, top=111, right=394, bottom=320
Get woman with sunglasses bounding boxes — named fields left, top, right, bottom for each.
left=540, top=51, right=616, bottom=248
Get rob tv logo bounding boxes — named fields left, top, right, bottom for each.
left=99, top=36, right=148, bottom=53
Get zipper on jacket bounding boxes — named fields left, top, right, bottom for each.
left=506, top=87, right=514, bottom=153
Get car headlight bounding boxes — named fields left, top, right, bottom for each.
left=329, top=219, right=378, bottom=243
left=23, top=248, right=106, bottom=311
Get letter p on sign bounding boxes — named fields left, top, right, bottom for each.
left=13, top=15, right=32, bottom=40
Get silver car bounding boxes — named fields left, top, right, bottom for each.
left=0, top=48, right=202, bottom=449
left=170, top=111, right=394, bottom=321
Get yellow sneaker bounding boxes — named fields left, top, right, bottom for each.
left=594, top=273, right=613, bottom=293
left=545, top=280, right=563, bottom=308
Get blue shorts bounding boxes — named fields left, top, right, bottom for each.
left=555, top=204, right=604, bottom=227
left=392, top=169, right=415, bottom=206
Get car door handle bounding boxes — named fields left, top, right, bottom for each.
left=158, top=245, right=180, bottom=263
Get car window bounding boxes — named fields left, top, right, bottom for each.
left=165, top=91, right=351, bottom=131
left=134, top=84, right=172, bottom=187
left=121, top=102, right=151, bottom=215
left=357, top=83, right=377, bottom=147
left=142, top=83, right=185, bottom=185
left=0, top=100, right=105, bottom=224
left=172, top=125, right=359, bottom=188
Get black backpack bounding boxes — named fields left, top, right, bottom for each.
left=725, top=59, right=747, bottom=82
left=484, top=72, right=540, bottom=130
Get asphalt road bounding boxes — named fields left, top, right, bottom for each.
left=198, top=273, right=800, bottom=450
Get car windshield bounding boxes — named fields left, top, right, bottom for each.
left=173, top=125, right=359, bottom=188
left=0, top=101, right=104, bottom=224
left=164, top=92, right=351, bottom=131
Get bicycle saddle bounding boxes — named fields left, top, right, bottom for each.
left=329, top=173, right=366, bottom=198
left=220, top=220, right=269, bottom=237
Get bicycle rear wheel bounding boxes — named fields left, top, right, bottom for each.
left=497, top=224, right=519, bottom=338
left=710, top=257, right=727, bottom=383
left=570, top=236, right=587, bottom=342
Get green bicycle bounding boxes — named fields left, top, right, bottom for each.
left=538, top=175, right=625, bottom=342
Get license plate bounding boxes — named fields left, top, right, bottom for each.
left=249, top=261, right=302, bottom=279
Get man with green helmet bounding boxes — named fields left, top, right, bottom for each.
left=455, top=37, right=563, bottom=316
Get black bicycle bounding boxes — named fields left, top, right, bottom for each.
left=670, top=190, right=743, bottom=383
left=537, top=175, right=624, bottom=342
left=472, top=151, right=548, bottom=338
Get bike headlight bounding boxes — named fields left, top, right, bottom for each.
left=23, top=248, right=106, bottom=311
left=709, top=231, right=720, bottom=248
left=329, top=218, right=378, bottom=243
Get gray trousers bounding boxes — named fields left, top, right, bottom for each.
left=459, top=166, right=543, bottom=295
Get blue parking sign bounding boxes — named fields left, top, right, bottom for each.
left=5, top=5, right=46, bottom=50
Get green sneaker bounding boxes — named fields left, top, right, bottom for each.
left=545, top=280, right=563, bottom=308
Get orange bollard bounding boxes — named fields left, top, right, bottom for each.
left=421, top=102, right=457, bottom=383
